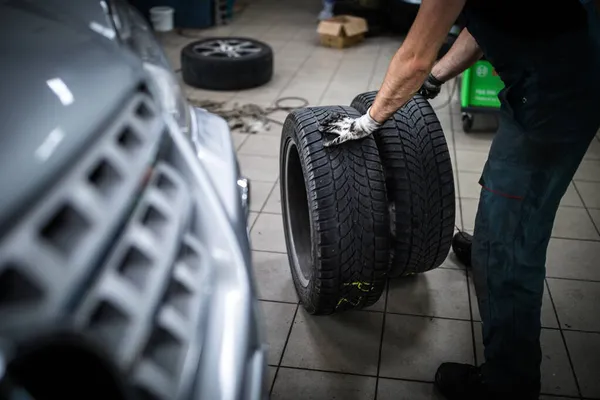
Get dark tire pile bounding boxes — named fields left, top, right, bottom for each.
left=280, top=94, right=456, bottom=315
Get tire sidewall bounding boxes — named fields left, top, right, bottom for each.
left=280, top=123, right=320, bottom=314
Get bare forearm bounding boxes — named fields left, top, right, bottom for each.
left=431, top=28, right=482, bottom=82
left=370, top=0, right=466, bottom=123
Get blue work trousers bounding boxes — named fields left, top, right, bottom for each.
left=465, top=22, right=600, bottom=394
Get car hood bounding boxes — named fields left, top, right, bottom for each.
left=0, top=0, right=146, bottom=232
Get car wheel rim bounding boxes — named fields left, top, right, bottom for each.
left=284, top=142, right=312, bottom=287
left=192, top=39, right=262, bottom=58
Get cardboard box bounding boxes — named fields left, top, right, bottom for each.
left=317, top=15, right=368, bottom=49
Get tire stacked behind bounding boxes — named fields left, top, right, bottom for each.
left=351, top=92, right=455, bottom=277
left=280, top=106, right=390, bottom=315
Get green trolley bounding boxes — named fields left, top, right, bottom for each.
left=460, top=59, right=504, bottom=132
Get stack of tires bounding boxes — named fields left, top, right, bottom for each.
left=280, top=93, right=455, bottom=315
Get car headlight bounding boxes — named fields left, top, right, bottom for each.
left=107, top=0, right=191, bottom=136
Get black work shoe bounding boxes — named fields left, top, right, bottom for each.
left=435, top=363, right=484, bottom=400
left=435, top=363, right=539, bottom=400
left=452, top=231, right=472, bottom=268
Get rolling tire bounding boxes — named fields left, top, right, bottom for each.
left=351, top=92, right=455, bottom=278
left=280, top=106, right=390, bottom=315
left=181, top=37, right=273, bottom=91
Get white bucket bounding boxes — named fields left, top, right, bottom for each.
left=150, top=6, right=175, bottom=32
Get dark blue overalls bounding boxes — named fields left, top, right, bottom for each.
left=464, top=2, right=600, bottom=395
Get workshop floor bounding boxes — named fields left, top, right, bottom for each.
left=162, top=0, right=600, bottom=398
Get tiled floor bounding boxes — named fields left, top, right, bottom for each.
left=160, top=0, right=600, bottom=398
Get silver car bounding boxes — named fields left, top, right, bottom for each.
left=0, top=1, right=267, bottom=399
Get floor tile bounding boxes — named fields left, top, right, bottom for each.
left=474, top=327, right=578, bottom=396
left=469, top=278, right=558, bottom=328
left=252, top=251, right=298, bottom=303
left=560, top=182, right=585, bottom=208
left=455, top=150, right=488, bottom=173
left=268, top=366, right=277, bottom=391
left=547, top=278, right=600, bottom=332
left=575, top=159, right=600, bottom=182
left=249, top=212, right=259, bottom=228
left=261, top=301, right=297, bottom=365
left=271, top=368, right=376, bottom=400
left=251, top=213, right=287, bottom=253
left=584, top=136, right=600, bottom=160
left=564, top=330, right=600, bottom=398
left=281, top=309, right=383, bottom=375
left=238, top=134, right=281, bottom=157
left=440, top=252, right=467, bottom=270
left=458, top=171, right=482, bottom=199
left=460, top=198, right=479, bottom=231
left=232, top=132, right=249, bottom=150
left=387, top=269, right=470, bottom=320
left=238, top=154, right=280, bottom=182
left=574, top=181, right=600, bottom=209
left=590, top=209, right=600, bottom=232
left=377, top=379, right=444, bottom=400
left=546, top=239, right=600, bottom=281
left=552, top=207, right=599, bottom=240
left=379, top=314, right=473, bottom=381
left=250, top=181, right=276, bottom=212
left=452, top=130, right=494, bottom=154
left=263, top=184, right=282, bottom=214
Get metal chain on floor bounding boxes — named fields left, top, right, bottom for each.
left=187, top=96, right=309, bottom=134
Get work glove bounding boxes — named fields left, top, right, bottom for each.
left=319, top=107, right=381, bottom=147
left=418, top=73, right=444, bottom=99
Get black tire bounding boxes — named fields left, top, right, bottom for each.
left=181, top=37, right=273, bottom=91
left=280, top=106, right=390, bottom=314
left=351, top=92, right=455, bottom=277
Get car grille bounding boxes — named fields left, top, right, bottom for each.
left=0, top=88, right=212, bottom=400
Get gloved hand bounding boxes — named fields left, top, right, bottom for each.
left=319, top=107, right=382, bottom=147
left=418, top=73, right=444, bottom=99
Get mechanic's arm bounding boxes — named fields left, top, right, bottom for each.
left=369, top=0, right=466, bottom=122
left=320, top=0, right=466, bottom=146
left=430, top=28, right=482, bottom=82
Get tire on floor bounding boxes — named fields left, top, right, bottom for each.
left=280, top=106, right=390, bottom=314
left=181, top=37, right=273, bottom=91
left=351, top=92, right=455, bottom=277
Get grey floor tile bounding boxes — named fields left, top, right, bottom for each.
left=232, top=132, right=249, bottom=150
left=238, top=135, right=281, bottom=157
left=271, top=368, right=376, bottom=400
left=263, top=184, right=282, bottom=214
left=251, top=213, right=287, bottom=252
left=452, top=130, right=494, bottom=154
left=460, top=198, right=479, bottom=231
left=250, top=181, right=276, bottom=212
left=469, top=278, right=558, bottom=328
left=458, top=171, right=482, bottom=199
left=575, top=159, right=600, bottom=182
left=474, top=327, right=578, bottom=396
left=387, top=269, right=470, bottom=320
left=455, top=150, right=488, bottom=173
left=590, top=209, right=600, bottom=232
left=281, top=309, right=383, bottom=375
left=249, top=212, right=259, bottom=228
left=252, top=251, right=298, bottom=303
left=574, top=181, right=600, bottom=209
left=560, top=182, right=585, bottom=208
left=584, top=137, right=600, bottom=160
left=564, top=330, right=600, bottom=399
left=268, top=366, right=277, bottom=391
left=238, top=154, right=280, bottom=182
left=552, top=207, right=599, bottom=240
left=379, top=314, right=473, bottom=381
left=547, top=278, right=600, bottom=332
left=261, top=301, right=297, bottom=365
left=546, top=238, right=600, bottom=281
left=377, top=379, right=444, bottom=400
